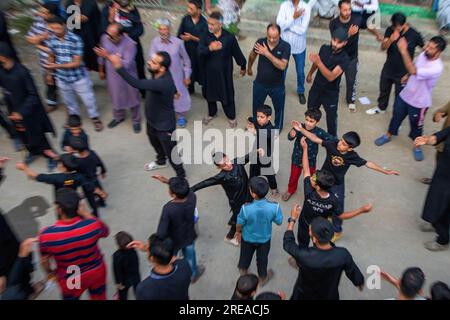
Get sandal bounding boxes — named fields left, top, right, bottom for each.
left=202, top=115, right=217, bottom=125
left=228, top=119, right=238, bottom=128
left=92, top=118, right=104, bottom=132
left=282, top=192, right=293, bottom=201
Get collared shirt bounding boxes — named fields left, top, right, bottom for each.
left=351, top=0, right=379, bottom=13
left=27, top=16, right=51, bottom=68
left=47, top=31, right=86, bottom=83
left=276, top=0, right=311, bottom=54
left=399, top=52, right=444, bottom=109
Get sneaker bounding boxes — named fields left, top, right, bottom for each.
left=177, top=117, right=187, bottom=128
left=107, top=119, right=124, bottom=129
left=348, top=103, right=356, bottom=112
left=374, top=134, right=391, bottom=146
left=413, top=147, right=424, bottom=161
left=366, top=106, right=386, bottom=115
left=228, top=119, right=238, bottom=128
left=298, top=93, right=306, bottom=105
left=259, top=269, right=274, bottom=288
left=144, top=161, right=168, bottom=171
left=133, top=122, right=141, bottom=134
left=288, top=256, right=299, bottom=270
left=224, top=236, right=240, bottom=247
left=47, top=158, right=58, bottom=172
left=424, top=240, right=449, bottom=252
left=191, top=265, right=205, bottom=284
left=419, top=221, right=435, bottom=232
left=331, top=232, right=343, bottom=242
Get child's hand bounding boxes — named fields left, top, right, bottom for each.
left=289, top=129, right=296, bottom=139
left=291, top=120, right=302, bottom=131
left=246, top=121, right=256, bottom=133
left=300, top=137, right=308, bottom=149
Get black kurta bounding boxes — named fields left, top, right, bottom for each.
left=0, top=10, right=19, bottom=62
left=198, top=29, right=246, bottom=105
left=422, top=126, right=450, bottom=224
left=66, top=0, right=101, bottom=71
left=0, top=62, right=55, bottom=153
left=177, top=14, right=208, bottom=85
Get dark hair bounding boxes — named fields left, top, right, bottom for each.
left=256, top=104, right=273, bottom=117
left=42, top=2, right=61, bottom=18
left=249, top=176, right=269, bottom=199
left=55, top=188, right=80, bottom=218
left=212, top=152, right=226, bottom=166
left=342, top=131, right=361, bottom=148
left=338, top=0, right=351, bottom=8
left=115, top=231, right=134, bottom=250
left=148, top=234, right=174, bottom=265
left=267, top=23, right=281, bottom=35
left=156, top=51, right=171, bottom=70
left=168, top=177, right=190, bottom=199
left=255, top=292, right=282, bottom=300
left=67, top=114, right=82, bottom=128
left=310, top=217, right=334, bottom=244
left=430, top=281, right=450, bottom=300
left=209, top=11, right=223, bottom=22
left=305, top=108, right=322, bottom=122
left=235, top=274, right=259, bottom=298
left=400, top=267, right=425, bottom=298
left=315, top=169, right=335, bottom=191
left=391, top=12, right=406, bottom=27
left=59, top=153, right=78, bottom=171
left=188, top=0, right=203, bottom=9
left=430, top=36, right=447, bottom=52
left=46, top=15, right=66, bottom=26
left=68, top=136, right=89, bottom=152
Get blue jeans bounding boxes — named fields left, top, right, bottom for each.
left=330, top=183, right=345, bottom=233
left=388, top=96, right=428, bottom=141
left=182, top=242, right=198, bottom=278
left=284, top=51, right=306, bottom=94
left=252, top=81, right=286, bottom=131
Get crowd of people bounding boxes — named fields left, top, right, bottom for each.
left=0, top=0, right=450, bottom=301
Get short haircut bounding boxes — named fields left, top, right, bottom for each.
left=68, top=136, right=89, bottom=152
left=115, top=231, right=134, bottom=250
left=148, top=234, right=174, bottom=265
left=156, top=17, right=171, bottom=27
left=310, top=217, right=334, bottom=244
left=42, top=2, right=61, bottom=17
left=430, top=281, right=450, bottom=300
left=156, top=51, right=171, bottom=70
left=55, top=188, right=80, bottom=218
left=256, top=104, right=273, bottom=117
left=188, top=0, right=203, bottom=9
left=212, top=152, right=226, bottom=166
left=249, top=176, right=269, bottom=199
left=67, top=114, right=82, bottom=128
left=59, top=153, right=79, bottom=171
left=315, top=169, right=335, bottom=191
left=338, top=0, right=351, bottom=8
left=168, top=177, right=190, bottom=199
left=235, top=274, right=259, bottom=297
left=342, top=131, right=361, bottom=148
left=391, top=12, right=406, bottom=27
left=46, top=15, right=66, bottom=26
left=267, top=23, right=281, bottom=35
left=400, top=267, right=425, bottom=298
left=255, top=292, right=282, bottom=300
left=305, top=108, right=322, bottom=122
left=209, top=11, right=223, bottom=23
left=430, top=36, right=447, bottom=52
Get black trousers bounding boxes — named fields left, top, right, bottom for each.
left=249, top=164, right=277, bottom=190
left=118, top=284, right=137, bottom=301
left=0, top=109, right=17, bottom=139
left=238, top=238, right=271, bottom=278
left=208, top=100, right=236, bottom=120
left=344, top=58, right=358, bottom=104
left=377, top=67, right=404, bottom=111
left=146, top=123, right=185, bottom=178
left=307, top=87, right=339, bottom=136
left=43, top=74, right=57, bottom=106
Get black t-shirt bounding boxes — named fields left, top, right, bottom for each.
left=76, top=151, right=106, bottom=182
left=136, top=259, right=192, bottom=300
left=321, top=140, right=367, bottom=185
left=156, top=191, right=197, bottom=253
left=329, top=15, right=364, bottom=60
left=312, top=45, right=350, bottom=93
left=36, top=172, right=89, bottom=195
left=254, top=37, right=291, bottom=87
left=383, top=26, right=424, bottom=78
left=301, top=178, right=342, bottom=224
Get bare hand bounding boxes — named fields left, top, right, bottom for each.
left=300, top=136, right=308, bottom=149
left=293, top=8, right=305, bottom=19
left=15, top=162, right=26, bottom=171
left=239, top=69, right=246, bottom=77
left=181, top=32, right=193, bottom=41
left=257, top=148, right=265, bottom=157
left=349, top=25, right=359, bottom=37
left=81, top=15, right=89, bottom=23
left=433, top=112, right=445, bottom=123
left=93, top=47, right=110, bottom=59
left=127, top=240, right=148, bottom=252
left=254, top=42, right=269, bottom=57
left=290, top=204, right=301, bottom=220
left=43, top=62, right=58, bottom=70
left=209, top=41, right=222, bottom=51
left=400, top=74, right=409, bottom=84
left=308, top=53, right=321, bottom=64
left=396, top=37, right=408, bottom=53
left=291, top=120, right=302, bottom=131
left=390, top=30, right=400, bottom=42
left=385, top=169, right=400, bottom=176
left=109, top=53, right=123, bottom=69
left=152, top=175, right=169, bottom=184
left=306, top=73, right=313, bottom=84
left=235, top=232, right=242, bottom=244
left=414, top=136, right=429, bottom=148
left=247, top=67, right=253, bottom=76
left=360, top=203, right=373, bottom=213
left=246, top=121, right=256, bottom=133
left=18, top=238, right=38, bottom=258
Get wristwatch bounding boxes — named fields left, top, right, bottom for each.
left=288, top=217, right=297, bottom=224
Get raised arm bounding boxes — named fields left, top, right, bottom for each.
left=15, top=162, right=38, bottom=180
left=300, top=137, right=311, bottom=178
left=397, top=37, right=416, bottom=75
left=191, top=175, right=222, bottom=192
left=339, top=204, right=373, bottom=220
left=291, top=120, right=323, bottom=145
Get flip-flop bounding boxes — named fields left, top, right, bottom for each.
left=202, top=115, right=217, bottom=125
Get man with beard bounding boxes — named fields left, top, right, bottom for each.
left=375, top=36, right=446, bottom=162
left=305, top=27, right=350, bottom=136
left=106, top=51, right=186, bottom=178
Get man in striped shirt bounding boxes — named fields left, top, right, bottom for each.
left=277, top=0, right=311, bottom=105
left=38, top=188, right=109, bottom=300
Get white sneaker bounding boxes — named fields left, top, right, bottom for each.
left=144, top=161, right=168, bottom=171
left=366, top=107, right=386, bottom=115
left=348, top=103, right=356, bottom=112
left=224, top=236, right=240, bottom=247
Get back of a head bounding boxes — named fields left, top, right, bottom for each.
left=310, top=217, right=334, bottom=245
left=342, top=131, right=361, bottom=148
left=149, top=234, right=174, bottom=265
left=68, top=136, right=89, bottom=152
left=430, top=36, right=447, bottom=52
left=430, top=281, right=450, bottom=300
left=256, top=104, right=273, bottom=117
left=315, top=169, right=335, bottom=191
left=59, top=153, right=78, bottom=172
left=400, top=267, right=425, bottom=299
left=255, top=292, right=282, bottom=300
left=236, top=274, right=259, bottom=298
left=391, top=12, right=406, bottom=27
left=157, top=51, right=172, bottom=70
left=115, top=231, right=134, bottom=250
left=55, top=188, right=80, bottom=218
left=67, top=114, right=82, bottom=128
left=249, top=176, right=269, bottom=199
left=168, top=177, right=190, bottom=199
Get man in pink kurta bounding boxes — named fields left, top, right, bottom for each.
left=96, top=23, right=142, bottom=133
left=149, top=18, right=192, bottom=128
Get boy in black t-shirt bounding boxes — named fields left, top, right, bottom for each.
left=306, top=27, right=350, bottom=136
left=293, top=125, right=399, bottom=240
left=247, top=104, right=279, bottom=196
left=61, top=114, right=90, bottom=152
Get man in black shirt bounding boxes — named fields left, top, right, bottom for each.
left=366, top=13, right=424, bottom=115
left=247, top=23, right=291, bottom=131
left=329, top=0, right=367, bottom=112
left=108, top=51, right=186, bottom=178
left=129, top=234, right=192, bottom=300
left=283, top=215, right=365, bottom=300
left=152, top=175, right=205, bottom=283
left=306, top=27, right=350, bottom=136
